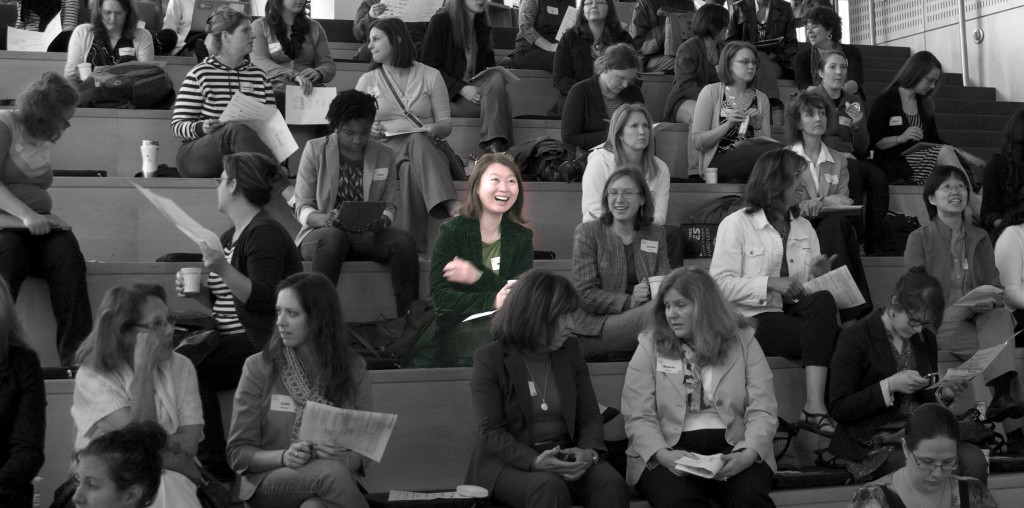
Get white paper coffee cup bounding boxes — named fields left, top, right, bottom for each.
left=705, top=168, right=718, bottom=184
left=77, top=62, right=93, bottom=80
left=181, top=267, right=203, bottom=294
left=648, top=275, right=666, bottom=297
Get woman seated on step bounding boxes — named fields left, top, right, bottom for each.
left=848, top=404, right=997, bottom=507
left=421, top=0, right=515, bottom=153
left=867, top=51, right=977, bottom=184
left=71, top=283, right=204, bottom=508
left=174, top=152, right=302, bottom=482
left=64, top=0, right=155, bottom=84
left=250, top=0, right=336, bottom=103
left=467, top=268, right=629, bottom=508
left=980, top=110, right=1024, bottom=240
left=829, top=268, right=988, bottom=484
left=628, top=0, right=696, bottom=72
left=690, top=41, right=782, bottom=183
left=808, top=50, right=890, bottom=256
left=622, top=266, right=778, bottom=508
left=726, top=0, right=795, bottom=86
left=906, top=165, right=1024, bottom=434
left=73, top=421, right=167, bottom=508
left=401, top=153, right=533, bottom=369
left=786, top=91, right=872, bottom=321
left=228, top=273, right=372, bottom=508
left=352, top=0, right=428, bottom=62
left=710, top=148, right=840, bottom=437
left=573, top=169, right=670, bottom=359
left=171, top=6, right=277, bottom=178
left=293, top=89, right=420, bottom=318
left=663, top=2, right=729, bottom=126
left=552, top=0, right=632, bottom=115
left=792, top=6, right=863, bottom=98
left=562, top=43, right=644, bottom=151
left=511, top=0, right=577, bottom=72
left=355, top=17, right=461, bottom=253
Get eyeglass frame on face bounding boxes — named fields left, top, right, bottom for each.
left=733, top=58, right=758, bottom=68
left=910, top=450, right=957, bottom=472
left=607, top=189, right=639, bottom=200
left=134, top=315, right=176, bottom=332
left=903, top=308, right=933, bottom=329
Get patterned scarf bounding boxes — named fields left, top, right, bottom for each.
left=281, top=346, right=329, bottom=440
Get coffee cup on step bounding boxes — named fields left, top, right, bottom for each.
left=77, top=62, right=93, bottom=80
left=704, top=168, right=718, bottom=184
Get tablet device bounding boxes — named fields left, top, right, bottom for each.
left=334, top=201, right=386, bottom=232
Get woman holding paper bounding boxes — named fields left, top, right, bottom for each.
left=561, top=43, right=645, bottom=152
left=228, top=272, right=372, bottom=508
left=785, top=91, right=871, bottom=321
left=174, top=152, right=302, bottom=482
left=468, top=268, right=629, bottom=508
left=171, top=6, right=278, bottom=178
left=421, top=0, right=515, bottom=153
left=71, top=283, right=204, bottom=508
left=622, top=266, right=778, bottom=507
left=63, top=0, right=156, bottom=83
left=0, top=72, right=92, bottom=367
left=828, top=268, right=986, bottom=483
left=511, top=0, right=576, bottom=72
left=709, top=149, right=840, bottom=436
left=401, top=153, right=533, bottom=368
left=250, top=0, right=336, bottom=99
left=906, top=165, right=1024, bottom=427
left=355, top=16, right=462, bottom=253
left=572, top=169, right=670, bottom=359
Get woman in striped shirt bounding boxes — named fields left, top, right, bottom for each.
left=175, top=152, right=303, bottom=480
left=171, top=6, right=277, bottom=178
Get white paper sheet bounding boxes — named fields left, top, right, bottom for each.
left=927, top=338, right=1016, bottom=389
left=284, top=86, right=336, bottom=125
left=674, top=453, right=724, bottom=478
left=463, top=310, right=497, bottom=322
left=555, top=6, right=578, bottom=41
left=6, top=11, right=63, bottom=52
left=387, top=491, right=470, bottom=501
left=381, top=0, right=445, bottom=23
left=801, top=265, right=866, bottom=309
left=943, top=285, right=1004, bottom=322
left=132, top=183, right=222, bottom=249
left=219, top=92, right=298, bottom=162
left=297, top=401, right=397, bottom=462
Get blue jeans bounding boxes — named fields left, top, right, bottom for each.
left=247, top=459, right=367, bottom=508
left=176, top=123, right=276, bottom=178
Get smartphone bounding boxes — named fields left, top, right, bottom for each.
left=555, top=452, right=576, bottom=462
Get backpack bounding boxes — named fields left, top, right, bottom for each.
left=506, top=136, right=586, bottom=183
left=683, top=195, right=744, bottom=258
left=78, top=62, right=175, bottom=109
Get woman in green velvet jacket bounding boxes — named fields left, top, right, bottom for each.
left=402, top=153, right=534, bottom=368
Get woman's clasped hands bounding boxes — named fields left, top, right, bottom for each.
left=532, top=446, right=594, bottom=482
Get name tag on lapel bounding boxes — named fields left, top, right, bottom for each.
left=270, top=394, right=296, bottom=413
left=640, top=239, right=658, bottom=253
left=657, top=357, right=683, bottom=373
left=546, top=5, right=559, bottom=14
left=240, top=82, right=255, bottom=94
left=268, top=42, right=283, bottom=54
left=372, top=167, right=388, bottom=181
left=888, top=116, right=903, bottom=126
left=491, top=257, right=501, bottom=272
left=118, top=47, right=136, bottom=57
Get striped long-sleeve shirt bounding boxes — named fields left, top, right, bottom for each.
left=171, top=57, right=275, bottom=141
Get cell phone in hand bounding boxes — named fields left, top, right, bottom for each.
left=555, top=452, right=576, bottom=462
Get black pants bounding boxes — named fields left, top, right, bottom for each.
left=847, top=159, right=889, bottom=255
left=636, top=429, right=776, bottom=508
left=711, top=141, right=784, bottom=183
left=512, top=45, right=556, bottom=72
left=663, top=224, right=687, bottom=268
left=492, top=459, right=628, bottom=508
left=0, top=229, right=92, bottom=366
left=752, top=290, right=839, bottom=367
left=810, top=215, right=872, bottom=321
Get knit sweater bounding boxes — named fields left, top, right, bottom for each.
left=171, top=57, right=275, bottom=141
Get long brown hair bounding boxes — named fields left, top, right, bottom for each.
left=445, top=0, right=490, bottom=51
left=90, top=0, right=140, bottom=42
left=74, top=284, right=168, bottom=373
left=15, top=72, right=79, bottom=142
left=603, top=103, right=659, bottom=181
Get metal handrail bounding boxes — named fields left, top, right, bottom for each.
left=957, top=0, right=970, bottom=86
left=867, top=0, right=876, bottom=46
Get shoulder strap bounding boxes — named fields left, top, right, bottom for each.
left=376, top=68, right=424, bottom=128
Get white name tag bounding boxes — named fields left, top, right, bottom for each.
left=640, top=239, right=658, bottom=253
left=240, top=82, right=254, bottom=94
left=838, top=116, right=852, bottom=127
left=270, top=394, right=296, bottom=413
left=888, top=116, right=903, bottom=126
left=657, top=357, right=683, bottom=373
left=268, top=42, right=283, bottom=54
left=546, top=5, right=559, bottom=14
left=372, top=167, right=388, bottom=181
left=491, top=257, right=501, bottom=272
left=118, top=47, right=136, bottom=57
left=527, top=380, right=538, bottom=396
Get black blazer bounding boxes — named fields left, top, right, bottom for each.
left=0, top=346, right=45, bottom=502
left=664, top=36, right=720, bottom=120
left=561, top=74, right=644, bottom=151
left=726, top=0, right=797, bottom=69
left=421, top=11, right=496, bottom=101
left=827, top=310, right=939, bottom=461
left=221, top=209, right=303, bottom=348
left=553, top=26, right=632, bottom=97
left=466, top=337, right=605, bottom=494
left=867, top=86, right=944, bottom=181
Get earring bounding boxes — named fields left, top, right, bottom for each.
left=827, top=33, right=833, bottom=40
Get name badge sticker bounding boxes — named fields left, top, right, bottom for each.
left=657, top=357, right=683, bottom=373
left=118, top=47, right=136, bottom=57
left=888, top=116, right=903, bottom=126
left=240, top=82, right=254, bottom=94
left=547, top=5, right=559, bottom=14
left=270, top=394, right=296, bottom=413
left=268, top=42, right=283, bottom=54
left=491, top=257, right=501, bottom=272
left=640, top=239, right=658, bottom=253
left=838, top=116, right=852, bottom=127
left=527, top=380, right=538, bottom=396
left=372, top=167, right=388, bottom=181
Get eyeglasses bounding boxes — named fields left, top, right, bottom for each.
left=937, top=183, right=967, bottom=194
left=607, top=190, right=639, bottom=200
left=733, top=59, right=757, bottom=67
left=910, top=451, right=957, bottom=472
left=135, top=315, right=176, bottom=332
left=904, top=309, right=933, bottom=329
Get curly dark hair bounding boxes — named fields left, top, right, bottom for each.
left=805, top=6, right=842, bottom=42
left=784, top=91, right=835, bottom=145
left=265, top=0, right=310, bottom=60
left=77, top=421, right=167, bottom=508
left=326, top=89, right=378, bottom=131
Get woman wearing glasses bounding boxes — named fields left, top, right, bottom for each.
left=905, top=166, right=1024, bottom=427
left=0, top=72, right=92, bottom=367
left=572, top=169, right=670, bottom=359
left=71, top=283, right=204, bottom=508
left=174, top=152, right=303, bottom=480
left=828, top=268, right=986, bottom=483
left=562, top=43, right=645, bottom=151
left=849, top=404, right=996, bottom=506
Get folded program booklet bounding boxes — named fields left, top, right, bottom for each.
left=0, top=213, right=71, bottom=231
left=674, top=453, right=725, bottom=479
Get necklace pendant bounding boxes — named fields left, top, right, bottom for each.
left=541, top=402, right=549, bottom=411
